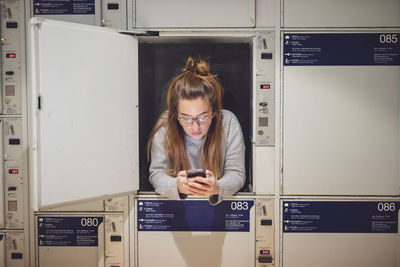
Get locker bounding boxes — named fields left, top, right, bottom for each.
left=133, top=0, right=256, bottom=28
left=28, top=18, right=139, bottom=210
left=134, top=197, right=275, bottom=267
left=36, top=214, right=124, bottom=267
left=282, top=32, right=400, bottom=196
left=281, top=199, right=400, bottom=267
left=283, top=0, right=400, bottom=28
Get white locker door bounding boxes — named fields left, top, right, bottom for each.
left=135, top=0, right=255, bottom=28
left=37, top=215, right=106, bottom=267
left=136, top=198, right=256, bottom=267
left=29, top=18, right=139, bottom=210
left=282, top=199, right=400, bottom=267
left=283, top=0, right=400, bottom=28
left=282, top=32, right=400, bottom=196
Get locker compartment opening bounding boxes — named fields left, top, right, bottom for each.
left=137, top=36, right=253, bottom=193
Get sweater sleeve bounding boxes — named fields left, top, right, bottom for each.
left=149, top=127, right=185, bottom=200
left=209, top=110, right=246, bottom=205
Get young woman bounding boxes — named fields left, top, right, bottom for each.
left=147, top=57, right=245, bottom=205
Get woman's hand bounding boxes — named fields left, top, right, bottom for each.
left=187, top=170, right=220, bottom=196
left=176, top=171, right=192, bottom=195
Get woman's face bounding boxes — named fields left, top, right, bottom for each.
left=177, top=97, right=214, bottom=140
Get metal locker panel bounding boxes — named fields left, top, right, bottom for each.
left=136, top=198, right=255, bottom=267
left=255, top=199, right=275, bottom=267
left=101, top=0, right=126, bottom=29
left=29, top=18, right=139, bottom=210
left=1, top=0, right=22, bottom=115
left=104, top=197, right=125, bottom=212
left=135, top=0, right=255, bottom=28
left=282, top=33, right=400, bottom=196
left=283, top=0, right=400, bottom=27
left=104, top=214, right=124, bottom=267
left=128, top=195, right=135, bottom=267
left=281, top=199, right=400, bottom=267
left=0, top=119, right=4, bottom=228
left=36, top=214, right=106, bottom=267
left=4, top=118, right=24, bottom=229
left=3, top=118, right=22, bottom=165
left=0, top=233, right=5, bottom=266
left=6, top=232, right=24, bottom=267
left=254, top=31, right=275, bottom=147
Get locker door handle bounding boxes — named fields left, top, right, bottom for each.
left=38, top=96, right=42, bottom=110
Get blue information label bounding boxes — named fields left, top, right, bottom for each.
left=0, top=233, right=3, bottom=241
left=33, top=0, right=95, bottom=15
left=283, top=201, right=400, bottom=233
left=284, top=33, right=400, bottom=66
left=137, top=200, right=254, bottom=232
left=38, top=216, right=103, bottom=246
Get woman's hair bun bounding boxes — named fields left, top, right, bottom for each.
left=183, top=57, right=211, bottom=76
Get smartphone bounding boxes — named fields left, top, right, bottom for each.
left=186, top=169, right=206, bottom=178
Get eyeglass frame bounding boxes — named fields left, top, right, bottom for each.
left=177, top=113, right=215, bottom=127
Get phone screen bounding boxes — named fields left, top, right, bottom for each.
left=186, top=169, right=206, bottom=178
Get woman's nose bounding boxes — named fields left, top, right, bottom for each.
left=192, top=120, right=200, bottom=131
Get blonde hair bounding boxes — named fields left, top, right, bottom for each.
left=147, top=57, right=224, bottom=179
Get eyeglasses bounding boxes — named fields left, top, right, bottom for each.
left=178, top=114, right=214, bottom=127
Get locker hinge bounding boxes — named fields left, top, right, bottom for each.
left=118, top=30, right=159, bottom=37
left=38, top=95, right=42, bottom=110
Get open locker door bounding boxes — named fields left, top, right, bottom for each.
left=29, top=18, right=139, bottom=210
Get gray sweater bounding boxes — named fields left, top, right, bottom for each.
left=149, top=109, right=246, bottom=205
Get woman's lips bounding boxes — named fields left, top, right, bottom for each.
left=191, top=131, right=202, bottom=136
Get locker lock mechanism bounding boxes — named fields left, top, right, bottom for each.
left=258, top=255, right=273, bottom=263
